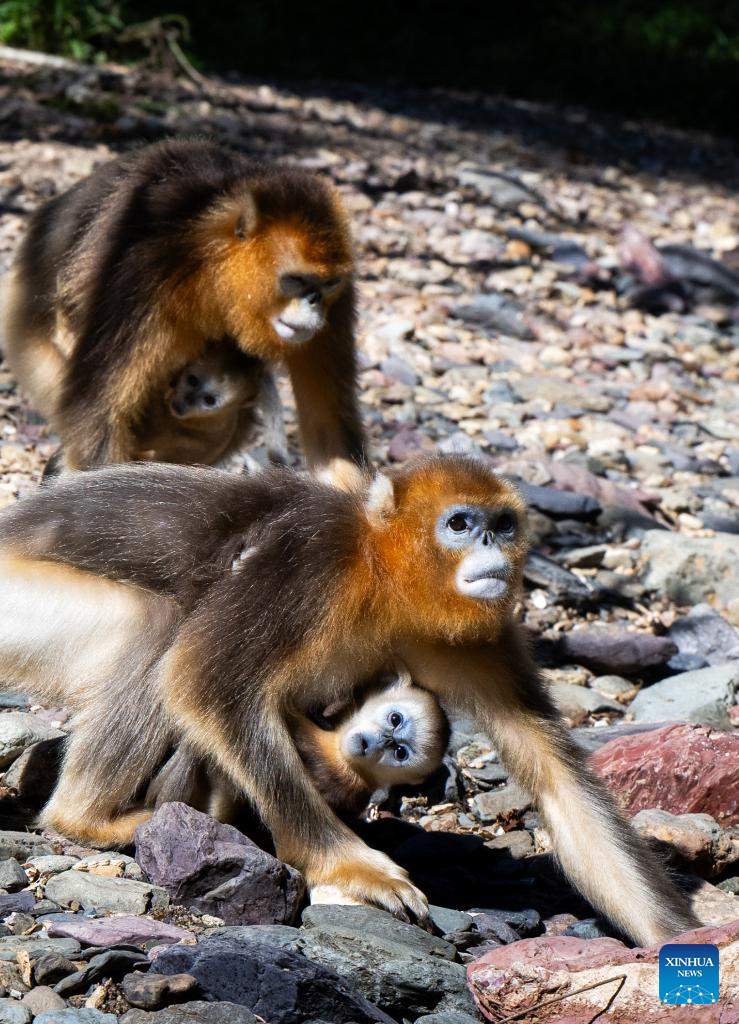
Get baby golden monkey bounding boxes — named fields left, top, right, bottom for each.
left=0, top=456, right=697, bottom=944
left=3, top=138, right=363, bottom=471
left=134, top=340, right=288, bottom=466
left=149, top=664, right=450, bottom=821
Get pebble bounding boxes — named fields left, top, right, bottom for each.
left=549, top=682, right=623, bottom=723
left=0, top=834, right=53, bottom=862
left=668, top=603, right=739, bottom=665
left=641, top=530, right=739, bottom=623
left=0, top=1000, right=31, bottom=1024
left=121, top=1002, right=256, bottom=1024
left=54, top=948, right=150, bottom=996
left=27, top=857, right=79, bottom=877
left=471, top=782, right=532, bottom=823
left=121, top=971, right=198, bottom=1010
left=20, top=987, right=66, bottom=1015
left=0, top=938, right=80, bottom=964
left=45, top=871, right=169, bottom=915
left=0, top=861, right=27, bottom=894
left=0, top=716, right=65, bottom=770
left=33, top=953, right=78, bottom=986
left=35, top=1011, right=118, bottom=1023
left=588, top=675, right=635, bottom=698
left=629, top=663, right=739, bottom=728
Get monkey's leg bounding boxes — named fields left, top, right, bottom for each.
left=257, top=368, right=289, bottom=466
left=41, top=698, right=171, bottom=847
left=164, top=649, right=428, bottom=921
left=286, top=330, right=365, bottom=470
left=0, top=555, right=179, bottom=846
left=400, top=635, right=700, bottom=947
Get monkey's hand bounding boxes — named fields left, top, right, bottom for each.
left=306, top=842, right=428, bottom=924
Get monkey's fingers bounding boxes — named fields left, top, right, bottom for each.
left=308, top=845, right=429, bottom=925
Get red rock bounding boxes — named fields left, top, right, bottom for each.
left=468, top=921, right=739, bottom=1023
left=591, top=724, right=739, bottom=826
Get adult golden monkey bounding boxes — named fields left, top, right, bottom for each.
left=3, top=138, right=363, bottom=472
left=0, top=456, right=697, bottom=944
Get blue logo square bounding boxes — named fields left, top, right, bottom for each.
left=659, top=943, right=720, bottom=1004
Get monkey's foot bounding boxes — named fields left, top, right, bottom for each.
left=41, top=808, right=153, bottom=849
left=308, top=844, right=429, bottom=923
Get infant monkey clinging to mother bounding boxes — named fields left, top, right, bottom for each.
left=148, top=662, right=450, bottom=825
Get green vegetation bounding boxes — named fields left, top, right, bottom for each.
left=0, top=0, right=123, bottom=61
left=1, top=0, right=738, bottom=136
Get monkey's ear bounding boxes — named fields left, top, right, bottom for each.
left=203, top=191, right=258, bottom=240
left=365, top=472, right=395, bottom=526
left=234, top=192, right=258, bottom=239
left=385, top=661, right=413, bottom=690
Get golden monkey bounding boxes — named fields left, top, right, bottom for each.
left=0, top=456, right=698, bottom=943
left=149, top=663, right=450, bottom=821
left=3, top=138, right=363, bottom=471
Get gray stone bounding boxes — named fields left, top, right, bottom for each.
left=471, top=782, right=531, bottom=823
left=0, top=860, right=27, bottom=893
left=545, top=629, right=677, bottom=676
left=589, top=675, right=635, bottom=698
left=451, top=293, right=535, bottom=340
left=427, top=906, right=474, bottom=938
left=0, top=999, right=31, bottom=1024
left=121, top=1002, right=256, bottom=1024
left=0, top=937, right=80, bottom=963
left=296, top=928, right=471, bottom=1017
left=549, top=682, right=623, bottom=721
left=0, top=832, right=54, bottom=862
left=45, top=870, right=169, bottom=915
left=21, top=987, right=66, bottom=1015
left=135, top=803, right=303, bottom=926
left=121, top=971, right=198, bottom=1010
left=562, top=919, right=611, bottom=940
left=33, top=952, right=78, bottom=985
left=152, top=936, right=394, bottom=1024
left=630, top=663, right=739, bottom=728
left=301, top=905, right=457, bottom=960
left=0, top=715, right=65, bottom=769
left=632, top=809, right=737, bottom=877
left=668, top=604, right=739, bottom=665
left=54, top=948, right=150, bottom=996
left=35, top=1011, right=118, bottom=1023
left=27, top=857, right=79, bottom=876
left=0, top=693, right=29, bottom=709
left=641, top=530, right=739, bottom=613
left=416, top=1014, right=481, bottom=1024
left=4, top=739, right=65, bottom=806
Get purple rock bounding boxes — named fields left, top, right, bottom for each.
left=135, top=803, right=304, bottom=926
left=0, top=892, right=36, bottom=915
left=47, top=915, right=193, bottom=946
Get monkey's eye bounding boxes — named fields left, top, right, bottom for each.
left=495, top=511, right=516, bottom=535
left=394, top=745, right=409, bottom=762
left=447, top=512, right=471, bottom=533
left=389, top=711, right=403, bottom=729
left=186, top=374, right=199, bottom=387
left=203, top=394, right=216, bottom=407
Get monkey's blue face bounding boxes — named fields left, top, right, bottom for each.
left=436, top=504, right=519, bottom=601
left=345, top=706, right=413, bottom=766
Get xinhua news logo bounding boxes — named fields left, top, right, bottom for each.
left=659, top=943, right=720, bottom=1005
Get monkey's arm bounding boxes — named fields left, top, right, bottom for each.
left=162, top=617, right=426, bottom=921
left=285, top=289, right=366, bottom=470
left=399, top=631, right=700, bottom=947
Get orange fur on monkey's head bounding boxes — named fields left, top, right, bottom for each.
left=194, top=172, right=353, bottom=360
left=362, top=455, right=528, bottom=642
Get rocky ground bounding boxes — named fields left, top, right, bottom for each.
left=0, top=52, right=738, bottom=1023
